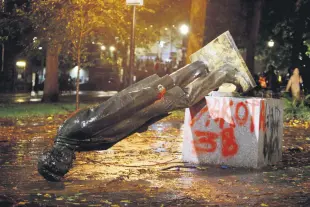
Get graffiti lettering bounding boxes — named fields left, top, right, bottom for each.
left=190, top=98, right=268, bottom=157
left=193, top=131, right=218, bottom=153
left=214, top=99, right=235, bottom=129
left=190, top=106, right=209, bottom=126
left=235, top=102, right=249, bottom=126
left=247, top=100, right=260, bottom=133
left=263, top=105, right=281, bottom=161
left=193, top=127, right=238, bottom=157
left=221, top=127, right=239, bottom=157
left=259, top=100, right=266, bottom=132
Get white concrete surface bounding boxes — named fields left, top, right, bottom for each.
left=182, top=97, right=283, bottom=168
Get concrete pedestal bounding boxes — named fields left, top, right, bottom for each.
left=182, top=97, right=283, bottom=168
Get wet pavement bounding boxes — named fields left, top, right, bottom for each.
left=0, top=114, right=310, bottom=206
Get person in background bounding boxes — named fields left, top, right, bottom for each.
left=154, top=57, right=160, bottom=75
left=286, top=67, right=303, bottom=101
left=265, top=65, right=279, bottom=98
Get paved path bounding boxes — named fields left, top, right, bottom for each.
left=0, top=114, right=310, bottom=206
left=0, top=91, right=118, bottom=103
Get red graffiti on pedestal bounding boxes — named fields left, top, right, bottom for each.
left=190, top=98, right=266, bottom=157
left=193, top=127, right=238, bottom=157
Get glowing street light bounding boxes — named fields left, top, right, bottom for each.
left=109, top=46, right=116, bottom=52
left=179, top=24, right=189, bottom=67
left=268, top=40, right=275, bottom=47
left=179, top=24, right=189, bottom=35
left=159, top=41, right=165, bottom=48
left=16, top=61, right=27, bottom=81
left=100, top=45, right=106, bottom=51
left=16, top=61, right=26, bottom=67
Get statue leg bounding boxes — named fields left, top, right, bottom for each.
left=38, top=63, right=253, bottom=182
left=38, top=61, right=209, bottom=181
left=79, top=64, right=252, bottom=148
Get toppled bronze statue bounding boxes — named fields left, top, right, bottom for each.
left=38, top=32, right=256, bottom=181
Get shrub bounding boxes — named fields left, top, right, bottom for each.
left=282, top=94, right=310, bottom=122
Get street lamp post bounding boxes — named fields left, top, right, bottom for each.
left=179, top=24, right=189, bottom=67
left=267, top=40, right=275, bottom=65
left=126, top=0, right=143, bottom=86
left=129, top=5, right=136, bottom=86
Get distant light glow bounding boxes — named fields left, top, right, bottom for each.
left=16, top=98, right=25, bottom=103
left=268, top=40, right=275, bottom=47
left=100, top=45, right=106, bottom=51
left=165, top=27, right=168, bottom=31
left=159, top=41, right=165, bottom=48
left=109, top=46, right=116, bottom=52
left=16, top=61, right=26, bottom=67
left=30, top=98, right=41, bottom=102
left=179, top=24, right=189, bottom=35
left=38, top=47, right=43, bottom=50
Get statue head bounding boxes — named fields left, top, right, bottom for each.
left=38, top=145, right=75, bottom=182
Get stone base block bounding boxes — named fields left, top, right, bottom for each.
left=182, top=97, right=283, bottom=168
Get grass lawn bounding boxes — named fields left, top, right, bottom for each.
left=0, top=102, right=186, bottom=121
left=0, top=103, right=90, bottom=118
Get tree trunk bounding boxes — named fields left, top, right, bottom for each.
left=291, top=1, right=306, bottom=68
left=42, top=44, right=60, bottom=102
left=246, top=0, right=264, bottom=74
left=186, top=0, right=208, bottom=64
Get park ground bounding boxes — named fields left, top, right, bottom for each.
left=0, top=103, right=310, bottom=207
